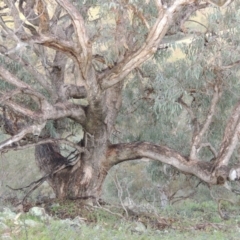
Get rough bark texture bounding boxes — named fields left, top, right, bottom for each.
left=35, top=143, right=107, bottom=199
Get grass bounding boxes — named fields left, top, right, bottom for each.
left=7, top=216, right=240, bottom=240
left=1, top=199, right=239, bottom=240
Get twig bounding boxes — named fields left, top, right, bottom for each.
left=210, top=188, right=234, bottom=220
left=217, top=198, right=233, bottom=220
left=113, top=171, right=129, bottom=217
left=221, top=60, right=240, bottom=70
left=199, top=142, right=217, bottom=158
left=6, top=154, right=81, bottom=203
left=94, top=201, right=124, bottom=218
left=190, top=84, right=222, bottom=159
left=186, top=19, right=208, bottom=31
left=177, top=95, right=199, bottom=140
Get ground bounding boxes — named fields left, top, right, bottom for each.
left=1, top=196, right=240, bottom=240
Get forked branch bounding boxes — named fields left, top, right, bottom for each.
left=107, top=142, right=214, bottom=183
left=0, top=47, right=53, bottom=94
left=0, top=122, right=46, bottom=151
left=56, top=0, right=92, bottom=76
left=107, top=142, right=240, bottom=186
left=190, top=85, right=222, bottom=159
left=100, top=0, right=195, bottom=89
left=214, top=100, right=240, bottom=167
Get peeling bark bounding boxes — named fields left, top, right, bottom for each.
left=107, top=142, right=215, bottom=184
left=35, top=143, right=107, bottom=199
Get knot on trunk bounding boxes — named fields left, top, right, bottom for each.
left=214, top=165, right=230, bottom=185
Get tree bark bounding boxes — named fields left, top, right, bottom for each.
left=35, top=143, right=108, bottom=200
left=34, top=139, right=240, bottom=201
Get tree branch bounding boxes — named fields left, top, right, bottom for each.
left=0, top=137, right=88, bottom=156
left=221, top=60, right=240, bottom=70
left=56, top=0, right=92, bottom=76
left=190, top=85, right=222, bottom=159
left=32, top=34, right=82, bottom=64
left=106, top=142, right=216, bottom=184
left=107, top=142, right=240, bottom=186
left=214, top=100, right=240, bottom=167
left=0, top=66, right=51, bottom=108
left=0, top=122, right=46, bottom=151
left=0, top=46, right=53, bottom=94
left=99, top=0, right=195, bottom=89
left=60, top=84, right=87, bottom=99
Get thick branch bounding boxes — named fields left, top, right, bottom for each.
left=32, top=34, right=81, bottom=64
left=44, top=102, right=86, bottom=125
left=60, top=84, right=87, bottom=99
left=107, top=142, right=240, bottom=186
left=56, top=0, right=91, bottom=76
left=107, top=142, right=215, bottom=184
left=100, top=0, right=195, bottom=89
left=2, top=99, right=39, bottom=120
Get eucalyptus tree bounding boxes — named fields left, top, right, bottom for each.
left=0, top=0, right=240, bottom=201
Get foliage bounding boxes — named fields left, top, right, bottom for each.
left=117, top=2, right=240, bottom=157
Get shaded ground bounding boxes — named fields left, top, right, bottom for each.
left=2, top=196, right=240, bottom=232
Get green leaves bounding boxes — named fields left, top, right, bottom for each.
left=116, top=0, right=240, bottom=160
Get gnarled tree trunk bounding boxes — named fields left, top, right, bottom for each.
left=35, top=143, right=108, bottom=199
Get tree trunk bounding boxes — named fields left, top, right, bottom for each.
left=35, top=143, right=108, bottom=200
